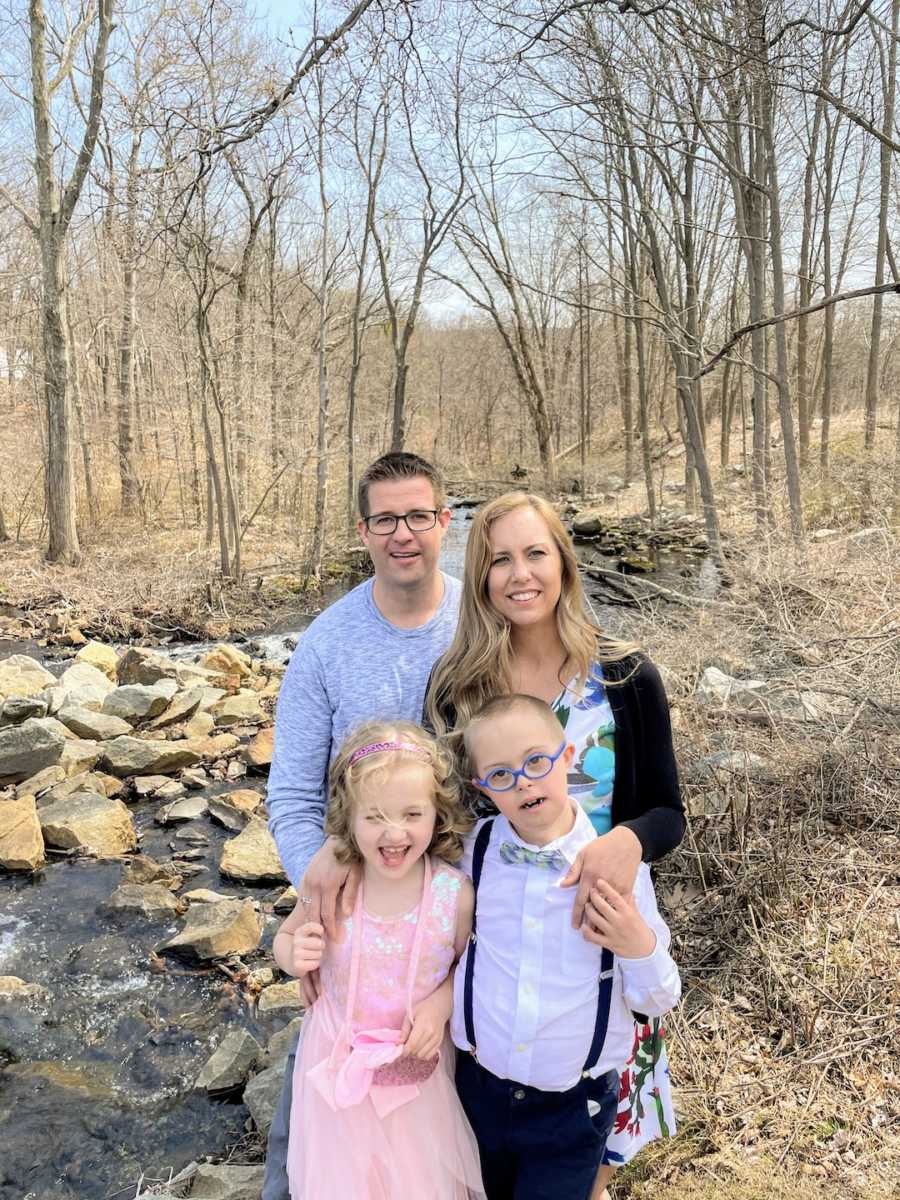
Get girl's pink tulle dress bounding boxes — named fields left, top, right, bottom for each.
left=286, top=856, right=485, bottom=1200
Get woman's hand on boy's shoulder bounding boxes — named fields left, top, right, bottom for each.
left=561, top=825, right=642, bottom=928
left=580, top=879, right=656, bottom=959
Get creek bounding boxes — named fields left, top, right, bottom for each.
left=0, top=502, right=709, bottom=1199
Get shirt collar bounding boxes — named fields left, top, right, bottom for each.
left=494, top=800, right=594, bottom=868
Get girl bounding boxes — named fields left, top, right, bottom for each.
left=274, top=720, right=485, bottom=1200
left=424, top=492, right=685, bottom=1197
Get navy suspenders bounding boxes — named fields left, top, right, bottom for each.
left=463, top=817, right=616, bottom=1077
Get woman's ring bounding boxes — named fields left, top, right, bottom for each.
left=300, top=895, right=313, bottom=906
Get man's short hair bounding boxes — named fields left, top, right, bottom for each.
left=357, top=451, right=447, bottom=518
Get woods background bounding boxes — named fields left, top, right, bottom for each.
left=1, top=0, right=899, bottom=590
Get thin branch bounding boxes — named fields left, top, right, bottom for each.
left=698, top=283, right=900, bottom=378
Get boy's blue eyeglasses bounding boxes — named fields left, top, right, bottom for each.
left=474, top=741, right=567, bottom=792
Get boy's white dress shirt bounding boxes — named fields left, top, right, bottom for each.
left=450, top=802, right=681, bottom=1092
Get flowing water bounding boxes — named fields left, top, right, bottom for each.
left=0, top=504, right=707, bottom=1199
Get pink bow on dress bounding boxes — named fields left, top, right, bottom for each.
left=308, top=1027, right=419, bottom=1118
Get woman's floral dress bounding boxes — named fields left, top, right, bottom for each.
left=553, top=666, right=676, bottom=1167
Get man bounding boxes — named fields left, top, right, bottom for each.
left=263, top=450, right=461, bottom=1200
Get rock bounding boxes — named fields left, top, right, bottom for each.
left=157, top=897, right=262, bottom=961
left=57, top=705, right=132, bottom=741
left=244, top=726, right=274, bottom=768
left=133, top=774, right=171, bottom=796
left=15, top=764, right=65, bottom=799
left=182, top=888, right=236, bottom=903
left=224, top=788, right=264, bottom=814
left=74, top=641, right=119, bottom=681
left=148, top=686, right=205, bottom=730
left=571, top=508, right=606, bottom=536
left=116, top=647, right=179, bottom=686
left=697, top=667, right=846, bottom=723
left=200, top=643, right=253, bottom=680
left=208, top=796, right=250, bottom=832
left=180, top=767, right=209, bottom=790
left=0, top=795, right=45, bottom=870
left=248, top=966, right=276, bottom=990
left=173, top=661, right=218, bottom=687
left=154, top=779, right=186, bottom=801
left=266, top=1017, right=303, bottom=1069
left=226, top=759, right=247, bottom=780
left=195, top=687, right=228, bottom=712
left=0, top=718, right=65, bottom=781
left=0, top=975, right=46, bottom=1000
left=55, top=661, right=116, bottom=708
left=31, top=715, right=77, bottom=741
left=274, top=885, right=297, bottom=914
left=182, top=710, right=214, bottom=739
left=39, top=793, right=137, bottom=856
left=697, top=666, right=766, bottom=707
left=59, top=738, right=102, bottom=777
left=243, top=1063, right=283, bottom=1136
left=0, top=656, right=57, bottom=701
left=122, top=854, right=183, bottom=890
left=189, top=1163, right=266, bottom=1200
left=194, top=1029, right=261, bottom=1094
left=697, top=750, right=770, bottom=779
left=184, top=733, right=239, bottom=760
left=66, top=934, right=134, bottom=978
left=102, top=882, right=183, bottom=920
left=211, top=692, right=267, bottom=727
left=101, top=736, right=202, bottom=777
left=219, top=818, right=287, bottom=883
left=257, top=980, right=303, bottom=1015
left=0, top=695, right=49, bottom=725
left=158, top=795, right=209, bottom=824
left=102, top=681, right=179, bottom=725
left=36, top=770, right=117, bottom=808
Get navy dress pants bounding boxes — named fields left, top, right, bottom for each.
left=456, top=1052, right=618, bottom=1200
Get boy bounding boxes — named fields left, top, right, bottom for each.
left=451, top=694, right=681, bottom=1200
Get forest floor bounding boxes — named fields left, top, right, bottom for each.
left=2, top=411, right=899, bottom=1198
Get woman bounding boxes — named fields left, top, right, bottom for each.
left=424, top=492, right=684, bottom=1195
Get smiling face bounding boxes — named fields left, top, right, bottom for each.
left=351, top=761, right=438, bottom=881
left=357, top=476, right=451, bottom=593
left=469, top=708, right=575, bottom=847
left=486, top=506, right=564, bottom=635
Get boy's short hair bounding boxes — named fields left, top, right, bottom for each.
left=463, top=694, right=565, bottom=769
left=357, top=451, right=447, bottom=518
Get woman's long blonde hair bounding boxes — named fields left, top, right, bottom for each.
left=425, top=492, right=638, bottom=737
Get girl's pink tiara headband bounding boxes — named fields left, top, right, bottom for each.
left=348, top=740, right=430, bottom=767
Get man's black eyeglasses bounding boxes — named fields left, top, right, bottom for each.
left=362, top=509, right=441, bottom=535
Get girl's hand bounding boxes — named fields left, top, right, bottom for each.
left=291, top=922, right=325, bottom=976
left=298, top=837, right=362, bottom=941
left=582, top=879, right=656, bottom=959
left=560, top=825, right=642, bottom=929
left=400, top=980, right=452, bottom=1060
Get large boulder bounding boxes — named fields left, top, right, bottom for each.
left=157, top=897, right=261, bottom=961
left=189, top=1164, right=266, bottom=1200
left=219, top=818, right=287, bottom=883
left=39, top=792, right=137, bottom=856
left=116, top=647, right=179, bottom=686
left=57, top=705, right=132, bottom=741
left=0, top=718, right=66, bottom=781
left=244, top=1065, right=283, bottom=1136
left=211, top=692, right=267, bottom=727
left=194, top=1029, right=261, bottom=1094
left=0, top=795, right=45, bottom=870
left=0, top=695, right=49, bottom=726
left=74, top=641, right=119, bottom=682
left=55, top=661, right=116, bottom=709
left=571, top=508, right=606, bottom=536
left=0, top=656, right=56, bottom=701
left=101, top=736, right=202, bottom=777
left=244, top=726, right=274, bottom=768
left=102, top=882, right=183, bottom=921
left=148, top=686, right=205, bottom=730
left=101, top=681, right=178, bottom=725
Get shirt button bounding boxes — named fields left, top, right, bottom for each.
left=515, top=1044, right=526, bottom=1052
left=513, top=1089, right=526, bottom=1101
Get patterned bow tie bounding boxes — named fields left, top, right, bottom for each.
left=499, top=841, right=567, bottom=871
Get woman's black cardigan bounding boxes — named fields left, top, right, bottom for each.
left=423, top=653, right=685, bottom=864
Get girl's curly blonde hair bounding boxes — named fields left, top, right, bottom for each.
left=326, top=719, right=471, bottom=865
